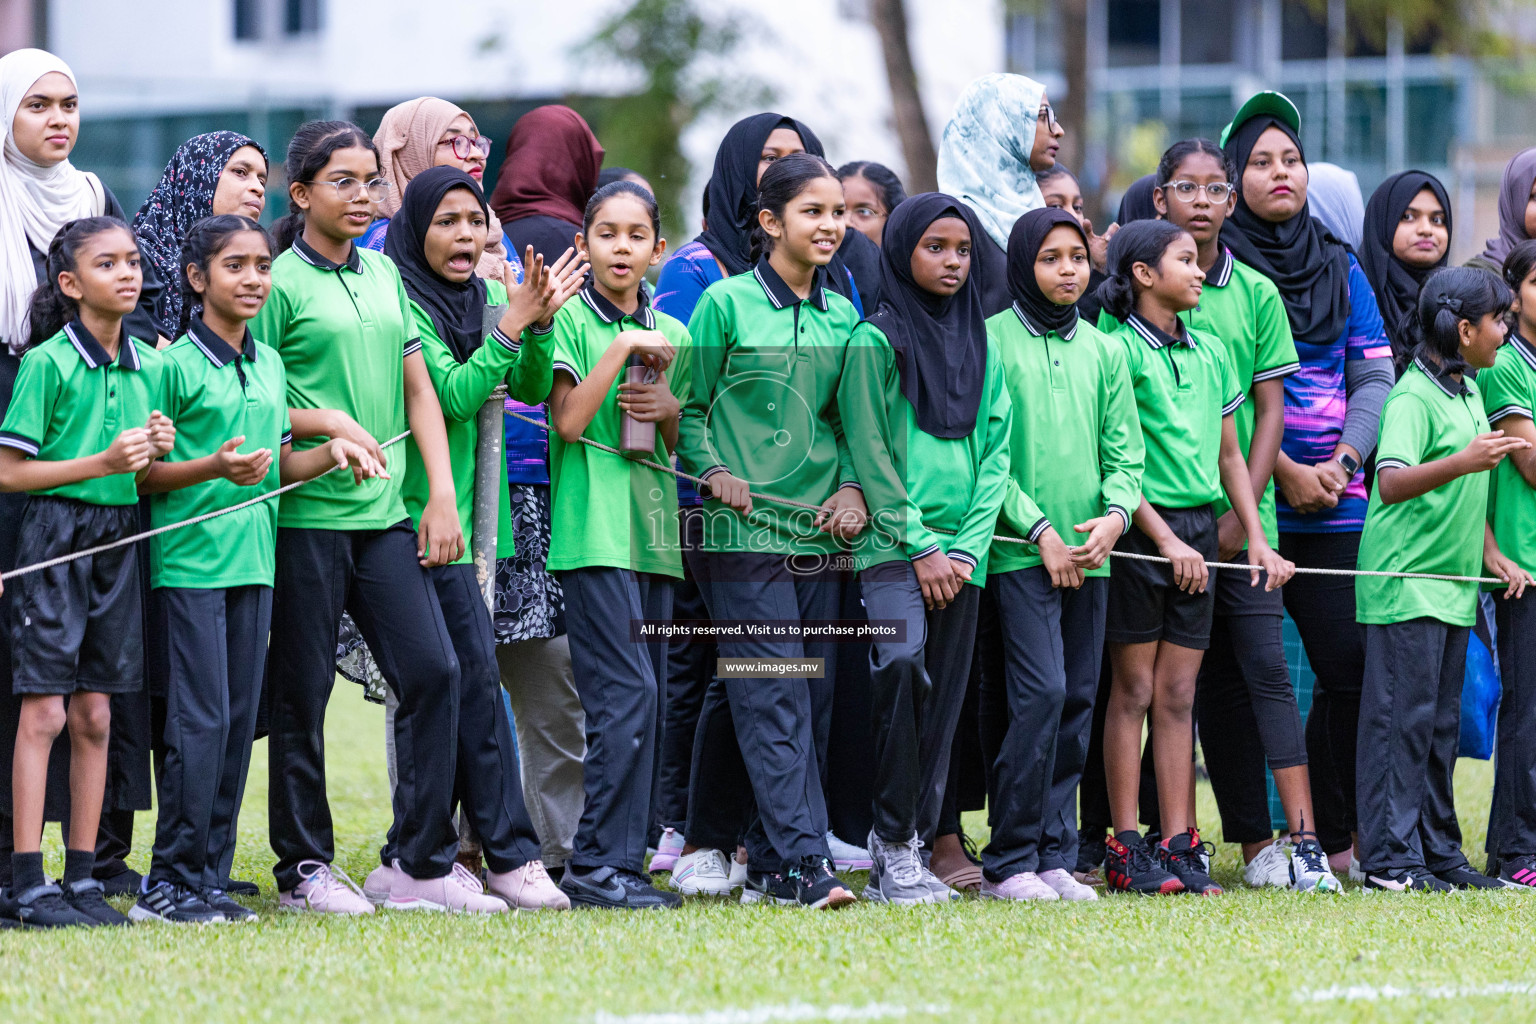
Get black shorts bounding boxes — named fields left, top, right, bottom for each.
left=1213, top=555, right=1285, bottom=617
left=1106, top=503, right=1217, bottom=650
left=11, top=496, right=143, bottom=696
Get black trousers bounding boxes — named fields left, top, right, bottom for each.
left=686, top=551, right=834, bottom=870
left=981, top=569, right=1106, bottom=879
left=561, top=567, right=671, bottom=873
left=655, top=509, right=713, bottom=836
left=860, top=560, right=980, bottom=846
left=1280, top=530, right=1366, bottom=855
left=1356, top=618, right=1471, bottom=875
left=1493, top=595, right=1536, bottom=860
left=267, top=522, right=460, bottom=891
left=431, top=563, right=540, bottom=873
left=150, top=585, right=271, bottom=890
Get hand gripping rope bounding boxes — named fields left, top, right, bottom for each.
left=0, top=416, right=1508, bottom=588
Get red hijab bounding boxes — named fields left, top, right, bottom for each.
left=489, top=105, right=604, bottom=226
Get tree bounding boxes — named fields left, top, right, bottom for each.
left=577, top=0, right=770, bottom=241
left=869, top=0, right=938, bottom=192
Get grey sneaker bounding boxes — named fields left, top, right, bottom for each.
left=863, top=829, right=937, bottom=905
left=919, top=863, right=961, bottom=902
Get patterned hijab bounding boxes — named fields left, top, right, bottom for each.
left=937, top=73, right=1047, bottom=250
left=133, top=131, right=263, bottom=337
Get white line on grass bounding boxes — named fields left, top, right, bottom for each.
left=593, top=1003, right=949, bottom=1024
left=1297, top=982, right=1536, bottom=1003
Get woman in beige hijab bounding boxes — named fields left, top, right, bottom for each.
left=362, top=96, right=522, bottom=286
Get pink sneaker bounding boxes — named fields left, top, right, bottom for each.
left=649, top=828, right=685, bottom=873
left=979, top=870, right=1060, bottom=901
left=278, top=861, right=375, bottom=915
left=488, top=859, right=570, bottom=910
left=1038, top=868, right=1098, bottom=901
left=386, top=862, right=507, bottom=914
left=363, top=861, right=403, bottom=905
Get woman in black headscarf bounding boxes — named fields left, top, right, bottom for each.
left=1360, top=170, right=1453, bottom=369
left=1220, top=94, right=1395, bottom=871
left=838, top=193, right=1010, bottom=902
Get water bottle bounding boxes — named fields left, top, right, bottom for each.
left=620, top=351, right=657, bottom=459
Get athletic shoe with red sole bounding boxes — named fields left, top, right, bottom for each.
left=1104, top=831, right=1184, bottom=895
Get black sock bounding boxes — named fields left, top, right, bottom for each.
left=11, top=851, right=45, bottom=893
left=63, top=848, right=95, bottom=886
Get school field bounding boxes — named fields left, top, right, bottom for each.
left=2, top=684, right=1533, bottom=1024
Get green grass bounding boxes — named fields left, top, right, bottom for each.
left=2, top=683, right=1533, bottom=1023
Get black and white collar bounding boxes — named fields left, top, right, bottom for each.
left=186, top=316, right=258, bottom=367
left=1011, top=302, right=1078, bottom=340
left=1205, top=246, right=1235, bottom=289
left=1510, top=331, right=1536, bottom=374
left=292, top=235, right=363, bottom=274
left=63, top=320, right=142, bottom=371
left=1126, top=312, right=1196, bottom=350
left=579, top=281, right=656, bottom=329
left=1413, top=356, right=1471, bottom=398
left=752, top=257, right=830, bottom=312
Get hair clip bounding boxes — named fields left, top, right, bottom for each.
left=1438, top=295, right=1463, bottom=313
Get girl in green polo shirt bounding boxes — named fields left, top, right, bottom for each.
left=543, top=178, right=692, bottom=910
left=837, top=192, right=1011, bottom=905
left=1096, top=219, right=1294, bottom=897
left=0, top=216, right=171, bottom=928
left=1355, top=267, right=1532, bottom=892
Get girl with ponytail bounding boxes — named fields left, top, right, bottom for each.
left=1355, top=266, right=1533, bottom=892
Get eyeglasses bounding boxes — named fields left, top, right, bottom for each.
left=1165, top=180, right=1234, bottom=203
left=438, top=134, right=493, bottom=160
left=305, top=177, right=393, bottom=202
left=1038, top=103, right=1060, bottom=130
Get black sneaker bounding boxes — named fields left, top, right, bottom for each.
left=1499, top=853, right=1536, bottom=889
left=1074, top=827, right=1107, bottom=883
left=129, top=881, right=227, bottom=923
left=559, top=865, right=681, bottom=910
left=95, top=864, right=143, bottom=897
left=62, top=878, right=131, bottom=926
left=740, top=866, right=798, bottom=906
left=788, top=855, right=856, bottom=909
left=1436, top=864, right=1509, bottom=891
left=1160, top=828, right=1223, bottom=895
left=1104, top=831, right=1183, bottom=895
left=199, top=887, right=258, bottom=922
left=3, top=883, right=95, bottom=928
left=1363, top=866, right=1453, bottom=893
left=222, top=877, right=261, bottom=898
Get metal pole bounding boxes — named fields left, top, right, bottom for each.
left=472, top=386, right=508, bottom=612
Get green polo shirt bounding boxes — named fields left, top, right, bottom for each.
left=0, top=321, right=162, bottom=506
left=1356, top=359, right=1490, bottom=627
left=987, top=305, right=1144, bottom=577
left=837, top=320, right=1011, bottom=583
left=1482, top=334, right=1536, bottom=587
left=148, top=319, right=291, bottom=588
left=1102, top=312, right=1244, bottom=509
left=678, top=260, right=860, bottom=556
left=547, top=284, right=691, bottom=577
left=1181, top=250, right=1299, bottom=547
left=400, top=280, right=555, bottom=565
left=249, top=237, right=417, bottom=530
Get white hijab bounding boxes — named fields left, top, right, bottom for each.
left=937, top=73, right=1047, bottom=250
left=0, top=49, right=104, bottom=352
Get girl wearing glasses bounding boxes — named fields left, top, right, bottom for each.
left=363, top=97, right=523, bottom=290
left=255, top=121, right=478, bottom=914
left=1151, top=138, right=1337, bottom=893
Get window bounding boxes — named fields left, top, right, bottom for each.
left=1281, top=2, right=1327, bottom=61
left=233, top=0, right=262, bottom=41
left=285, top=0, right=321, bottom=35
left=1180, top=0, right=1232, bottom=65
left=1107, top=0, right=1160, bottom=68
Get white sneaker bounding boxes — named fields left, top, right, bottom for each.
left=670, top=848, right=734, bottom=896
left=727, top=854, right=747, bottom=890
left=1243, top=839, right=1295, bottom=889
left=1038, top=867, right=1098, bottom=901
left=1290, top=839, right=1343, bottom=893
left=826, top=831, right=873, bottom=871
left=1349, top=856, right=1367, bottom=882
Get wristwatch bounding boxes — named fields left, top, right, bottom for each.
left=1334, top=452, right=1360, bottom=476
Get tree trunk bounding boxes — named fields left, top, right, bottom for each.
left=1058, top=0, right=1096, bottom=215
left=870, top=0, right=938, bottom=192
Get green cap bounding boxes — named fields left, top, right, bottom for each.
left=1219, top=91, right=1301, bottom=148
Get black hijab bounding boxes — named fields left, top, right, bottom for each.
left=385, top=166, right=490, bottom=364
left=1007, top=207, right=1087, bottom=336
left=866, top=193, right=988, bottom=439
left=1360, top=170, right=1452, bottom=361
left=1116, top=174, right=1158, bottom=225
left=694, top=112, right=858, bottom=305
left=1221, top=116, right=1351, bottom=347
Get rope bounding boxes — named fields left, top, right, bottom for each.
left=0, top=432, right=413, bottom=582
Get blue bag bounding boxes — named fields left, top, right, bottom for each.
left=1459, top=631, right=1501, bottom=760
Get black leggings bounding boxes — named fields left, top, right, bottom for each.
left=1279, top=530, right=1366, bottom=856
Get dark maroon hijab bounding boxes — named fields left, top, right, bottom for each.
left=489, top=105, right=604, bottom=226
